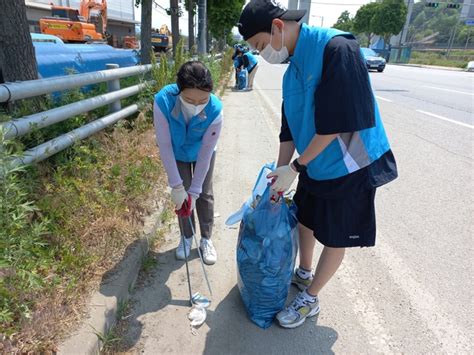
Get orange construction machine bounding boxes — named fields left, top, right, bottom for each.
left=40, top=0, right=107, bottom=43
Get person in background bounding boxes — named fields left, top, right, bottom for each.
left=237, top=48, right=259, bottom=90
left=238, top=0, right=398, bottom=328
left=232, top=45, right=244, bottom=89
left=154, top=61, right=223, bottom=265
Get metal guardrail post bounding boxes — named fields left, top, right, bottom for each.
left=106, top=64, right=122, bottom=113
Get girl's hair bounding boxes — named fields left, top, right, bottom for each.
left=176, top=61, right=213, bottom=93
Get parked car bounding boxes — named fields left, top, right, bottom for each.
left=361, top=48, right=386, bottom=72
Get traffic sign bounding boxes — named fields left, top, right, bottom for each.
left=466, top=19, right=474, bottom=25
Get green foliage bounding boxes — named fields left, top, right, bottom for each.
left=353, top=2, right=379, bottom=46
left=207, top=0, right=245, bottom=43
left=184, top=0, right=197, bottom=16
left=371, top=0, right=407, bottom=48
left=0, top=128, right=53, bottom=334
left=334, top=10, right=354, bottom=32
left=410, top=49, right=472, bottom=68
left=407, top=1, right=471, bottom=47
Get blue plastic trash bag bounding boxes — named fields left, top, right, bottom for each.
left=238, top=69, right=248, bottom=90
left=227, top=164, right=298, bottom=329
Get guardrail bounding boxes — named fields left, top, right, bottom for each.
left=0, top=64, right=154, bottom=167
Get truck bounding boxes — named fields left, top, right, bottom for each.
left=152, top=25, right=172, bottom=53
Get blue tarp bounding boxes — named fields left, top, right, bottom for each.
left=31, top=33, right=139, bottom=79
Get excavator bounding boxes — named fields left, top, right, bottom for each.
left=39, top=0, right=107, bottom=43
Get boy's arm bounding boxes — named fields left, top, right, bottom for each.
left=277, top=102, right=295, bottom=167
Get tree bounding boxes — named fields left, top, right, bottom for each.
left=185, top=0, right=197, bottom=52
left=371, top=0, right=407, bottom=49
left=169, top=0, right=180, bottom=55
left=334, top=10, right=353, bottom=32
left=405, top=1, right=469, bottom=47
left=353, top=2, right=379, bottom=47
left=0, top=0, right=38, bottom=83
left=207, top=0, right=245, bottom=49
left=135, top=0, right=152, bottom=64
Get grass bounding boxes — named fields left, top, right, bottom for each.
left=93, top=326, right=121, bottom=353
left=409, top=49, right=474, bottom=69
left=116, top=299, right=130, bottom=322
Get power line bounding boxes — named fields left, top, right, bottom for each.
left=152, top=1, right=189, bottom=19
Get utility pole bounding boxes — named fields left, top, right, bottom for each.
left=465, top=27, right=471, bottom=49
left=298, top=0, right=311, bottom=24
left=288, top=0, right=298, bottom=10
left=447, top=20, right=460, bottom=58
left=197, top=0, right=206, bottom=54
left=170, top=0, right=180, bottom=55
left=397, top=0, right=414, bottom=62
left=188, top=0, right=194, bottom=53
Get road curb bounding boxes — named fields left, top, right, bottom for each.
left=389, top=63, right=465, bottom=72
left=58, top=203, right=166, bottom=355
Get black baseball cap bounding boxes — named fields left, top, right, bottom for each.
left=238, top=0, right=306, bottom=40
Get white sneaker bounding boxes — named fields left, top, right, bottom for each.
left=176, top=236, right=193, bottom=260
left=200, top=238, right=217, bottom=265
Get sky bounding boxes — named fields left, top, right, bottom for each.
left=134, top=0, right=372, bottom=37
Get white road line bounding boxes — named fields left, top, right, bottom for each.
left=416, top=110, right=474, bottom=129
left=376, top=241, right=471, bottom=352
left=375, top=95, right=393, bottom=102
left=422, top=85, right=474, bottom=96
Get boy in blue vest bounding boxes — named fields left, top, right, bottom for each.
left=238, top=0, right=398, bottom=329
left=237, top=49, right=259, bottom=90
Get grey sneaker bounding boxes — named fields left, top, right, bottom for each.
left=292, top=268, right=313, bottom=291
left=276, top=292, right=320, bottom=329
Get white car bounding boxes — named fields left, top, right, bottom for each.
left=467, top=61, right=474, bottom=72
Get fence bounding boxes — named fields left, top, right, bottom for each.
left=0, top=64, right=154, bottom=167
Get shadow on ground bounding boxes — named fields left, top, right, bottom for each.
left=203, top=286, right=339, bottom=355
left=99, top=243, right=199, bottom=351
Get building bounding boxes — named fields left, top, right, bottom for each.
left=25, top=0, right=139, bottom=46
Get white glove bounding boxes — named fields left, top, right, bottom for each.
left=190, top=195, right=196, bottom=211
left=171, top=185, right=187, bottom=209
left=267, top=164, right=298, bottom=193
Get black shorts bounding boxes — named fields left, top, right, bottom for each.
left=294, top=181, right=377, bottom=248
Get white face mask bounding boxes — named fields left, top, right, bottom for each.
left=260, top=25, right=289, bottom=64
left=179, top=95, right=209, bottom=118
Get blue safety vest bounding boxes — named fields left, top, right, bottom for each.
left=244, top=52, right=258, bottom=70
left=283, top=24, right=391, bottom=180
left=233, top=57, right=241, bottom=68
left=155, top=84, right=222, bottom=162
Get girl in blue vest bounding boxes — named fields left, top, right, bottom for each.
left=154, top=61, right=223, bottom=265
left=239, top=0, right=397, bottom=328
left=232, top=47, right=243, bottom=89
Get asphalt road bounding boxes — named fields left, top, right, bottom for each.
left=118, top=61, right=473, bottom=354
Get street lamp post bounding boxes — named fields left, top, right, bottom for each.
left=311, top=15, right=324, bottom=27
